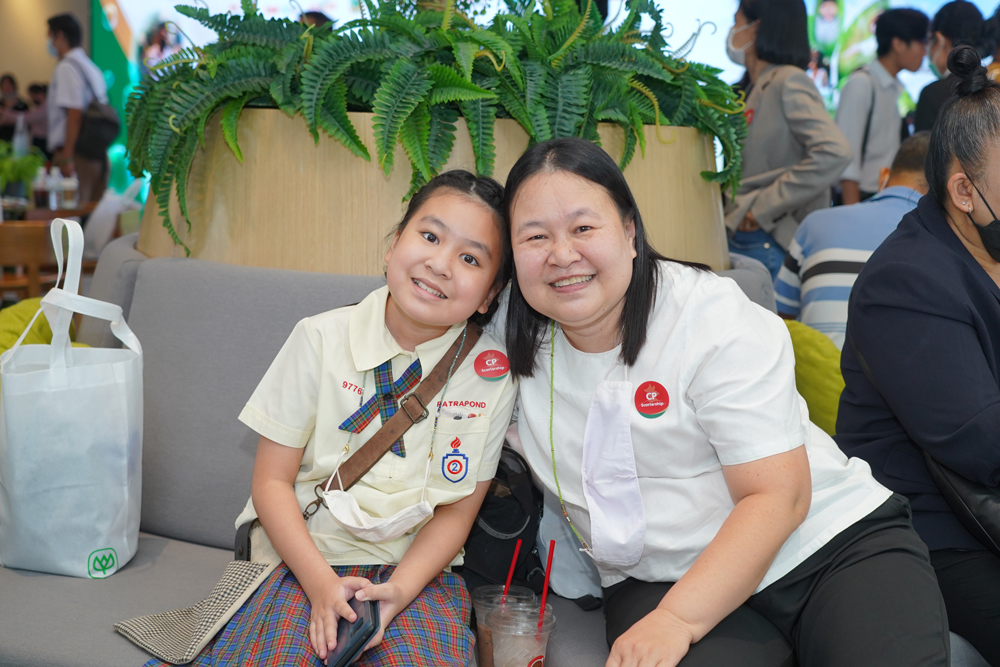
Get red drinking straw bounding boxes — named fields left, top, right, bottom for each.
left=537, top=539, right=555, bottom=636
left=501, top=538, right=522, bottom=603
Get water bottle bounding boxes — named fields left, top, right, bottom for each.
left=12, top=113, right=29, bottom=158
left=62, top=174, right=79, bottom=209
left=47, top=166, right=62, bottom=210
left=32, top=166, right=48, bottom=208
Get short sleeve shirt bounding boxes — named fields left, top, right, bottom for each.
left=236, top=286, right=517, bottom=566
left=47, top=47, right=107, bottom=151
left=515, top=262, right=890, bottom=590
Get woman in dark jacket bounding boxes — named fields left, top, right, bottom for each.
left=836, top=46, right=1000, bottom=663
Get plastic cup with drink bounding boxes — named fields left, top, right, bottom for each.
left=472, top=585, right=536, bottom=667
left=487, top=602, right=556, bottom=667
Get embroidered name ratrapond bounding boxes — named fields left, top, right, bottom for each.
left=437, top=400, right=487, bottom=409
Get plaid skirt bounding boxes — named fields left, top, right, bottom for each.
left=141, top=564, right=474, bottom=667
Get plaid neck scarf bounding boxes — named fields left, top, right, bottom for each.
left=338, top=358, right=422, bottom=457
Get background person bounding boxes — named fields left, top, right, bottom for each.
left=46, top=13, right=111, bottom=203
left=775, top=132, right=930, bottom=349
left=502, top=137, right=948, bottom=667
left=836, top=46, right=1000, bottom=664
left=835, top=9, right=928, bottom=205
left=0, top=73, right=29, bottom=143
left=915, top=0, right=986, bottom=132
left=725, top=0, right=851, bottom=281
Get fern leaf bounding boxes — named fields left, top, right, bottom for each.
left=173, top=129, right=201, bottom=232
left=401, top=102, right=433, bottom=181
left=467, top=30, right=523, bottom=88
left=343, top=59, right=382, bottom=107
left=241, top=0, right=258, bottom=15
left=548, top=0, right=591, bottom=67
left=318, top=79, right=370, bottom=159
left=427, top=103, right=458, bottom=173
left=544, top=65, right=590, bottom=138
left=495, top=77, right=533, bottom=135
left=452, top=41, right=479, bottom=81
left=427, top=63, right=496, bottom=105
left=524, top=61, right=552, bottom=142
left=459, top=94, right=497, bottom=176
left=300, top=30, right=395, bottom=141
left=372, top=59, right=433, bottom=175
left=220, top=94, right=252, bottom=162
left=575, top=42, right=671, bottom=84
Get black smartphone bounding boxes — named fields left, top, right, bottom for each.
left=326, top=597, right=380, bottom=667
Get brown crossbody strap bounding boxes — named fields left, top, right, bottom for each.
left=302, top=323, right=483, bottom=519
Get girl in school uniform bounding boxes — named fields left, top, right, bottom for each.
left=144, top=171, right=517, bottom=667
left=500, top=138, right=949, bottom=667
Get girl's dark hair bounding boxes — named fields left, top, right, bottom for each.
left=389, top=170, right=510, bottom=324
left=504, top=137, right=708, bottom=378
left=932, top=1, right=987, bottom=56
left=740, top=0, right=811, bottom=70
left=926, top=45, right=1000, bottom=208
left=0, top=73, right=16, bottom=91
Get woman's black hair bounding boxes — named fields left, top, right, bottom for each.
left=504, top=137, right=708, bottom=378
left=739, top=0, right=811, bottom=70
left=388, top=170, right=510, bottom=325
left=0, top=73, right=17, bottom=91
left=875, top=9, right=930, bottom=57
left=931, top=1, right=987, bottom=56
left=926, top=45, right=1000, bottom=209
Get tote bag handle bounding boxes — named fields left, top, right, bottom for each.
left=0, top=219, right=141, bottom=372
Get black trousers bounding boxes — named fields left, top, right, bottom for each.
left=603, top=494, right=949, bottom=667
left=931, top=549, right=1000, bottom=665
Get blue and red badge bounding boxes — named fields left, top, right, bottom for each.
left=475, top=350, right=509, bottom=382
left=634, top=381, right=668, bottom=419
left=441, top=437, right=468, bottom=483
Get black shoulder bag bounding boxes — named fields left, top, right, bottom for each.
left=63, top=58, right=121, bottom=160
left=848, top=330, right=1000, bottom=558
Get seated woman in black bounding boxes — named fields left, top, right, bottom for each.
left=836, top=45, right=1000, bottom=664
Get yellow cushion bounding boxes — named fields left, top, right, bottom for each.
left=0, top=298, right=84, bottom=357
left=784, top=320, right=845, bottom=436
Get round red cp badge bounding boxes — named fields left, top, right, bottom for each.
left=475, top=350, right=510, bottom=381
left=634, top=381, right=668, bottom=418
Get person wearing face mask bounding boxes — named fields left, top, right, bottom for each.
left=914, top=1, right=985, bottom=132
left=45, top=13, right=110, bottom=203
left=836, top=46, right=1000, bottom=664
left=724, top=0, right=851, bottom=282
left=775, top=132, right=930, bottom=350
left=835, top=9, right=928, bottom=206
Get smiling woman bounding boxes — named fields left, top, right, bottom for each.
left=498, top=137, right=950, bottom=667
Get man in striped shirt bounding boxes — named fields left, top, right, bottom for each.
left=774, top=132, right=930, bottom=349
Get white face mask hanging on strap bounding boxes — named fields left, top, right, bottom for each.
left=580, top=364, right=646, bottom=567
left=321, top=447, right=433, bottom=543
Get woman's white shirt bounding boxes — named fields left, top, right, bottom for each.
left=514, top=261, right=890, bottom=591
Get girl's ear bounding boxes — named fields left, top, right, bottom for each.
left=625, top=215, right=637, bottom=259
left=384, top=231, right=401, bottom=265
left=477, top=282, right=503, bottom=314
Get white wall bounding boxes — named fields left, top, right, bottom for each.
left=0, top=0, right=91, bottom=92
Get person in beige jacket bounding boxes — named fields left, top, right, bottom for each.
left=726, top=0, right=851, bottom=280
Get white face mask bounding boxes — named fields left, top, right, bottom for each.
left=320, top=450, right=433, bottom=543
left=726, top=22, right=756, bottom=66
left=580, top=376, right=646, bottom=568
left=47, top=38, right=58, bottom=58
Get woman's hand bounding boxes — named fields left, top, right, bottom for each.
left=606, top=608, right=695, bottom=667
left=305, top=570, right=371, bottom=664
left=355, top=580, right=409, bottom=650
left=737, top=210, right=760, bottom=232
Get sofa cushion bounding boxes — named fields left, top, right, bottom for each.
left=0, top=534, right=232, bottom=667
left=77, top=233, right=146, bottom=348
left=127, top=258, right=385, bottom=549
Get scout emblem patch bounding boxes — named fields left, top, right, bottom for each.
left=475, top=350, right=509, bottom=381
left=442, top=437, right=468, bottom=483
left=634, top=381, right=668, bottom=418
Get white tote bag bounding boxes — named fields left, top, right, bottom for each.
left=0, top=218, right=143, bottom=578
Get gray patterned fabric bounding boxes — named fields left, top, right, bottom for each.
left=77, top=233, right=146, bottom=348
left=115, top=560, right=275, bottom=665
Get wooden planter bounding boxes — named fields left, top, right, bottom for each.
left=137, top=109, right=728, bottom=273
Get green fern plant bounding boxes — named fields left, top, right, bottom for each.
left=127, top=0, right=745, bottom=254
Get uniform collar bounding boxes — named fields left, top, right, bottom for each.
left=348, top=285, right=467, bottom=372
left=869, top=186, right=922, bottom=204
left=866, top=58, right=902, bottom=92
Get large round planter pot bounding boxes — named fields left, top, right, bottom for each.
left=137, top=109, right=728, bottom=273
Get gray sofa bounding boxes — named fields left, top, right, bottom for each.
left=0, top=235, right=986, bottom=667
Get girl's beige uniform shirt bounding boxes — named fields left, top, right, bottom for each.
left=236, top=286, right=517, bottom=566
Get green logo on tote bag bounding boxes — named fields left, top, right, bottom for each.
left=88, top=548, right=118, bottom=579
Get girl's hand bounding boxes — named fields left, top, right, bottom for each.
left=606, top=608, right=695, bottom=667
left=306, top=572, right=372, bottom=664
left=355, top=580, right=409, bottom=651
